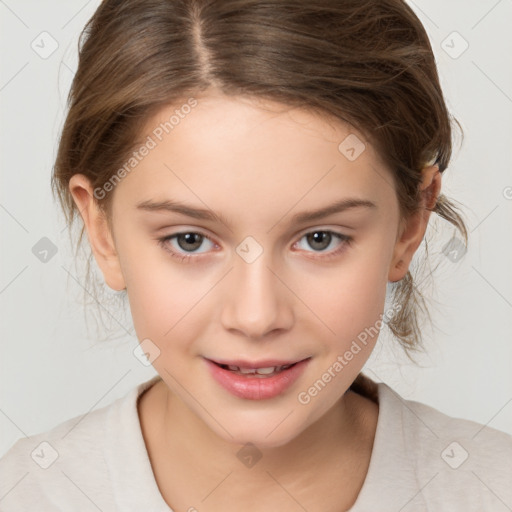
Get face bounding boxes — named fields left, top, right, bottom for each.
left=70, top=91, right=435, bottom=448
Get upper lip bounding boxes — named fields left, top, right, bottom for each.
left=206, top=357, right=310, bottom=369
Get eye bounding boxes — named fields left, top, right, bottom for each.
left=157, top=229, right=353, bottom=264
left=293, top=230, right=353, bottom=260
left=157, top=231, right=216, bottom=263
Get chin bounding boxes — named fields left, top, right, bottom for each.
left=233, top=431, right=299, bottom=450
left=208, top=411, right=307, bottom=450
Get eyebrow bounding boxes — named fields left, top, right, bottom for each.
left=135, top=197, right=377, bottom=225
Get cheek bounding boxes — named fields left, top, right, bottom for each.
left=128, top=274, right=204, bottom=342
left=117, top=240, right=206, bottom=344
left=300, top=254, right=389, bottom=345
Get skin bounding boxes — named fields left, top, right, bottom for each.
left=69, top=91, right=441, bottom=511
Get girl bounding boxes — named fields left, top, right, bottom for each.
left=1, top=0, right=510, bottom=510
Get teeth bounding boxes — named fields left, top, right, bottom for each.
left=254, top=366, right=277, bottom=375
left=223, top=364, right=295, bottom=375
left=239, top=367, right=258, bottom=374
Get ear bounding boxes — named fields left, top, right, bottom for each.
left=388, top=165, right=441, bottom=283
left=68, top=174, right=126, bottom=291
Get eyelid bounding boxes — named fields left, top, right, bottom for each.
left=157, top=226, right=218, bottom=242
left=294, top=224, right=353, bottom=237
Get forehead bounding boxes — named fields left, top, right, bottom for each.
left=113, top=93, right=397, bottom=218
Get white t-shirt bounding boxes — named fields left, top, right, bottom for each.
left=1, top=374, right=511, bottom=511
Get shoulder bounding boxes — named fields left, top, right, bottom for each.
left=375, top=381, right=512, bottom=511
left=0, top=377, right=160, bottom=510
left=385, top=384, right=512, bottom=461
left=0, top=397, right=118, bottom=510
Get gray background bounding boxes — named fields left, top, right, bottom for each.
left=1, top=0, right=511, bottom=459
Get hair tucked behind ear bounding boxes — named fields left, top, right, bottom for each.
left=52, top=0, right=469, bottom=355
left=386, top=193, right=468, bottom=360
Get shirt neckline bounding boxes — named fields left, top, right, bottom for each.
left=346, top=380, right=418, bottom=510
left=104, top=374, right=172, bottom=511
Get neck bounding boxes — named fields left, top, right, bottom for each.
left=139, top=378, right=378, bottom=510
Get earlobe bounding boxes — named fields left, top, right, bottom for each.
left=68, top=174, right=126, bottom=291
left=387, top=165, right=441, bottom=283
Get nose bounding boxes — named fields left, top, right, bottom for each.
left=220, top=247, right=294, bottom=340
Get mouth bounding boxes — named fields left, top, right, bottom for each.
left=204, top=357, right=312, bottom=400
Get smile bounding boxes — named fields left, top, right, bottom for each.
left=204, top=357, right=311, bottom=400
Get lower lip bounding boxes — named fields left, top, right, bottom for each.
left=204, top=358, right=311, bottom=400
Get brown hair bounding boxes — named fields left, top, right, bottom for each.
left=51, top=0, right=469, bottom=357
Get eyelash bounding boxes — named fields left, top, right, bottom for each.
left=157, top=229, right=353, bottom=264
